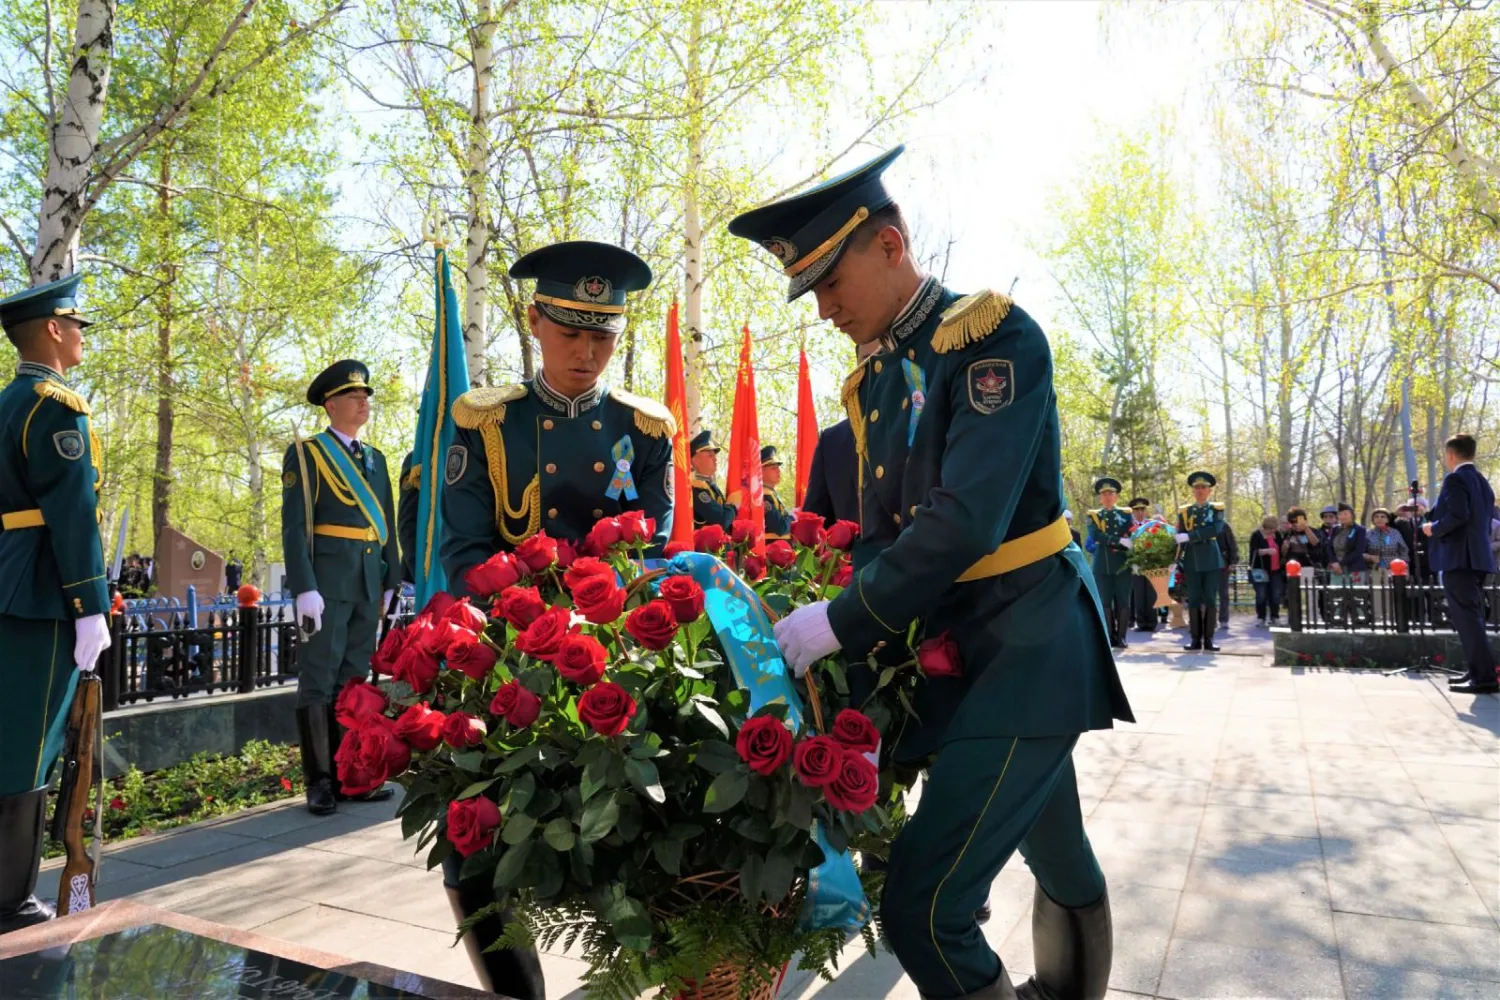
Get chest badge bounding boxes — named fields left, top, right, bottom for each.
left=901, top=359, right=926, bottom=446
left=605, top=435, right=637, bottom=501
left=966, top=359, right=1014, bottom=415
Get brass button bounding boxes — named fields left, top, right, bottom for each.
left=591, top=420, right=602, bottom=430
left=543, top=419, right=555, bottom=430
left=592, top=509, right=603, bottom=518
left=875, top=465, right=885, bottom=479
left=594, top=461, right=606, bottom=473
left=547, top=507, right=558, bottom=519
left=908, top=349, right=916, bottom=360
left=909, top=504, right=918, bottom=515
left=901, top=398, right=909, bottom=410
left=874, top=360, right=883, bottom=373
left=365, top=546, right=373, bottom=555
left=892, top=513, right=900, bottom=525
left=545, top=463, right=557, bottom=474
left=869, top=409, right=879, bottom=423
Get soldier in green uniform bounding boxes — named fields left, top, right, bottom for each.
left=281, top=360, right=400, bottom=815
left=439, top=240, right=673, bottom=1000
left=1175, top=471, right=1225, bottom=653
left=1086, top=477, right=1134, bottom=649
left=1128, top=497, right=1159, bottom=633
left=0, top=274, right=112, bottom=933
left=689, top=430, right=735, bottom=530
left=761, top=445, right=792, bottom=539
left=737, top=146, right=1131, bottom=1000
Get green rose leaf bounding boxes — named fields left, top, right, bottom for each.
left=625, top=758, right=666, bottom=804
left=501, top=812, right=537, bottom=846
left=543, top=816, right=576, bottom=852
left=492, top=840, right=532, bottom=891
left=704, top=769, right=748, bottom=814
left=580, top=792, right=621, bottom=844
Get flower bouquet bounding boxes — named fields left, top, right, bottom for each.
left=337, top=510, right=915, bottom=1000
left=1126, top=519, right=1179, bottom=608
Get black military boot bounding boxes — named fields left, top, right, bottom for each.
left=326, top=705, right=394, bottom=803
left=1201, top=608, right=1221, bottom=652
left=956, top=969, right=1019, bottom=999
left=443, top=853, right=546, bottom=1000
left=1181, top=606, right=1202, bottom=651
left=0, top=788, right=55, bottom=934
left=1113, top=608, right=1128, bottom=649
left=1016, top=886, right=1112, bottom=1000
left=297, top=706, right=337, bottom=816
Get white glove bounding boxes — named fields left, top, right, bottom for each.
left=1119, top=536, right=1133, bottom=549
left=381, top=589, right=394, bottom=613
left=74, top=614, right=111, bottom=672
left=296, top=590, right=325, bottom=634
left=1176, top=532, right=1191, bottom=543
left=773, top=601, right=840, bottom=678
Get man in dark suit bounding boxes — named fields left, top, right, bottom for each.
left=801, top=419, right=859, bottom=526
left=1424, top=434, right=1497, bottom=694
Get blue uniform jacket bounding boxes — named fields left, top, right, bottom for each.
left=1428, top=464, right=1497, bottom=574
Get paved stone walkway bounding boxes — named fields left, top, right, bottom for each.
left=42, top=622, right=1499, bottom=999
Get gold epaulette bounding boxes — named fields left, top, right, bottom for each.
left=402, top=463, right=422, bottom=491
left=609, top=388, right=676, bottom=439
left=932, top=289, right=1013, bottom=354
left=34, top=380, right=91, bottom=416
left=452, top=384, right=525, bottom=429
left=1179, top=503, right=1193, bottom=511
left=1211, top=502, right=1225, bottom=511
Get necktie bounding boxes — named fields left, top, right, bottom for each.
left=349, top=440, right=363, bottom=462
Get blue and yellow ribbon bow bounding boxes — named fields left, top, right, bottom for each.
left=605, top=435, right=637, bottom=501
left=902, top=359, right=926, bottom=446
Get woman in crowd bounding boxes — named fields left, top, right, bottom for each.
left=1326, top=502, right=1368, bottom=584
left=1280, top=507, right=1320, bottom=569
left=1247, top=514, right=1285, bottom=626
left=1363, top=508, right=1408, bottom=624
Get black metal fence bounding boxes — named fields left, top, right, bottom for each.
left=1285, top=569, right=1500, bottom=634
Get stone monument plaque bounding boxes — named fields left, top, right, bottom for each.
left=155, top=525, right=226, bottom=601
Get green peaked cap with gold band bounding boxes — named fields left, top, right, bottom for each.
left=0, top=273, right=93, bottom=334
left=728, top=145, right=904, bottom=301
left=307, top=359, right=373, bottom=406
left=510, top=240, right=652, bottom=335
left=760, top=445, right=782, bottom=466
left=1187, top=470, right=1217, bottom=488
left=1094, top=476, right=1122, bottom=494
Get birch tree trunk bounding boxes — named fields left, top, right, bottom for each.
left=463, top=0, right=497, bottom=385
left=152, top=152, right=176, bottom=551
left=681, top=1, right=706, bottom=435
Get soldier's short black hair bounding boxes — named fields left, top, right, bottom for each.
left=1446, top=433, right=1477, bottom=460
left=5, top=315, right=50, bottom=349
left=1337, top=502, right=1354, bottom=514
left=849, top=203, right=910, bottom=251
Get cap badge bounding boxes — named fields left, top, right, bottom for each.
left=761, top=238, right=798, bottom=267
left=575, top=276, right=612, bottom=303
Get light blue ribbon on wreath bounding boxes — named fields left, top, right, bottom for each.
left=605, top=436, right=638, bottom=501
left=662, top=551, right=871, bottom=933
left=902, top=359, right=926, bottom=446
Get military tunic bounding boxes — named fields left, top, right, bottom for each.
left=1087, top=506, right=1135, bottom=632
left=763, top=486, right=792, bottom=539
left=1176, top=501, right=1226, bottom=608
left=440, top=376, right=674, bottom=593
left=398, top=451, right=419, bottom=584
left=690, top=474, right=735, bottom=530
left=281, top=434, right=400, bottom=707
left=0, top=364, right=109, bottom=794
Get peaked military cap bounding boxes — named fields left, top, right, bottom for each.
left=728, top=145, right=904, bottom=301
left=510, top=240, right=652, bottom=335
left=1094, top=477, right=1122, bottom=494
left=760, top=445, right=782, bottom=466
left=0, top=273, right=93, bottom=335
left=1186, top=471, right=1217, bottom=488
left=691, top=430, right=720, bottom=455
left=307, top=359, right=373, bottom=406
left=1129, top=497, right=1151, bottom=511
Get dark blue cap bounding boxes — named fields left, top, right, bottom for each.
left=308, top=359, right=373, bottom=406
left=728, top=146, right=904, bottom=301
left=761, top=446, right=781, bottom=466
left=691, top=430, right=720, bottom=454
left=1187, top=471, right=1217, bottom=488
left=509, top=241, right=652, bottom=334
left=0, top=273, right=92, bottom=334
left=1094, top=477, right=1122, bottom=494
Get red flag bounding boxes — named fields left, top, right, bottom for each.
left=724, top=324, right=765, bottom=553
left=795, top=348, right=818, bottom=507
left=663, top=302, right=694, bottom=547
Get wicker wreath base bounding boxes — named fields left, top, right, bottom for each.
left=657, top=870, right=788, bottom=1000
left=672, top=962, right=777, bottom=1000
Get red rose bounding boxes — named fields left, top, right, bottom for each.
left=664, top=541, right=690, bottom=558
left=555, top=538, right=578, bottom=569
left=830, top=709, right=880, bottom=755
left=441, top=710, right=487, bottom=749
left=336, top=716, right=410, bottom=796
left=418, top=592, right=458, bottom=620
left=916, top=630, right=963, bottom=679
left=617, top=511, right=655, bottom=544
left=515, top=607, right=576, bottom=662
left=554, top=633, right=608, bottom=687
left=625, top=599, right=679, bottom=651
left=693, top=524, right=729, bottom=553
left=334, top=678, right=387, bottom=728
left=735, top=715, right=793, bottom=776
left=446, top=796, right=502, bottom=857
left=831, top=563, right=853, bottom=587
left=370, top=625, right=408, bottom=676
left=825, top=520, right=859, bottom=551
left=418, top=619, right=469, bottom=657
left=564, top=557, right=615, bottom=593
left=393, top=702, right=446, bottom=751
left=571, top=575, right=627, bottom=625
left=446, top=631, right=498, bottom=681
left=489, top=680, right=541, bottom=728
left=514, top=532, right=559, bottom=574
left=790, top=511, right=826, bottom=548
left=497, top=586, right=546, bottom=630
left=744, top=554, right=767, bottom=581
left=577, top=682, right=637, bottom=736
left=824, top=749, right=880, bottom=813
left=765, top=540, right=796, bottom=569
left=657, top=576, right=705, bottom=624
left=793, top=735, right=842, bottom=788
left=586, top=517, right=624, bottom=554
left=441, top=597, right=489, bottom=635
left=465, top=551, right=525, bottom=598
left=393, top=643, right=441, bottom=695
left=731, top=519, right=762, bottom=547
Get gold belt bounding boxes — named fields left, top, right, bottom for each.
left=1, top=509, right=44, bottom=530
left=314, top=524, right=379, bottom=542
left=957, top=516, right=1072, bottom=582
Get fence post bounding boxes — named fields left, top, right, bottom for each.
left=1286, top=560, right=1303, bottom=632
left=1390, top=559, right=1409, bottom=634
left=237, top=585, right=261, bottom=694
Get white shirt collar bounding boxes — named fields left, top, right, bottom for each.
left=329, top=427, right=358, bottom=449
left=1453, top=461, right=1474, bottom=471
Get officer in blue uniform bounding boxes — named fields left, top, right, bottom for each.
left=802, top=419, right=859, bottom=526
left=1175, top=471, right=1225, bottom=653
left=282, top=361, right=401, bottom=815
left=439, top=240, right=674, bottom=1000
left=1086, top=477, right=1134, bottom=649
left=689, top=429, right=736, bottom=530
left=0, top=275, right=112, bottom=934
left=738, top=146, right=1131, bottom=1000
left=761, top=445, right=792, bottom=539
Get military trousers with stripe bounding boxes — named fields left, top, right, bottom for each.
left=881, top=734, right=1104, bottom=999
left=0, top=614, right=80, bottom=794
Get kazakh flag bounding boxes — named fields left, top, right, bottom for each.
left=412, top=248, right=471, bottom=606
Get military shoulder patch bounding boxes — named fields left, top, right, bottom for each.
left=933, top=289, right=1013, bottom=354
left=282, top=470, right=298, bottom=489
left=402, top=463, right=423, bottom=492
left=34, top=380, right=91, bottom=415
left=453, top=384, right=526, bottom=430
left=53, top=429, right=85, bottom=460
left=698, top=490, right=713, bottom=503
left=445, top=444, right=469, bottom=485
left=966, top=358, right=1014, bottom=414
left=608, top=388, right=676, bottom=439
